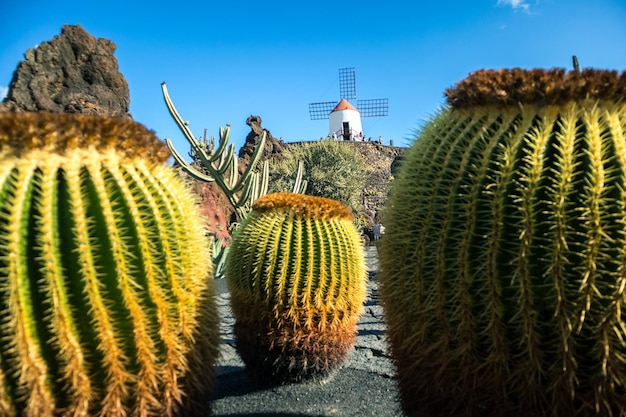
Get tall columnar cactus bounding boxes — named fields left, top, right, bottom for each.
left=225, top=192, right=367, bottom=384
left=161, top=82, right=307, bottom=278
left=380, top=68, right=626, bottom=417
left=0, top=112, right=219, bottom=416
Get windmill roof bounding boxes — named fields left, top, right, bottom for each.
left=331, top=98, right=359, bottom=113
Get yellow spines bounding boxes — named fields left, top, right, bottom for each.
left=380, top=68, right=626, bottom=417
left=0, top=112, right=219, bottom=416
left=251, top=191, right=354, bottom=220
left=0, top=111, right=170, bottom=161
left=226, top=192, right=367, bottom=384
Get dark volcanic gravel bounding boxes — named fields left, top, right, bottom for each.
left=210, top=245, right=404, bottom=417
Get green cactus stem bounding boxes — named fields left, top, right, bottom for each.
left=161, top=82, right=307, bottom=279
left=0, top=112, right=219, bottom=416
left=380, top=68, right=626, bottom=417
left=225, top=192, right=367, bottom=384
left=162, top=81, right=276, bottom=220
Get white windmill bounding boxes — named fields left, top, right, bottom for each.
left=309, top=67, right=388, bottom=141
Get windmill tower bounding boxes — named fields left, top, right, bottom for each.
left=309, top=67, right=388, bottom=141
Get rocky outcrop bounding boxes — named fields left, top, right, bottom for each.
left=174, top=163, right=234, bottom=243
left=0, top=24, right=131, bottom=118
left=194, top=181, right=233, bottom=243
left=237, top=115, right=285, bottom=173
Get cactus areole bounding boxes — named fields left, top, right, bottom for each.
left=0, top=112, right=218, bottom=416
left=380, top=68, right=626, bottom=417
left=226, top=192, right=367, bottom=384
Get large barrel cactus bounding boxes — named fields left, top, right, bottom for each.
left=0, top=112, right=219, bottom=416
left=380, top=68, right=626, bottom=416
left=225, top=192, right=367, bottom=384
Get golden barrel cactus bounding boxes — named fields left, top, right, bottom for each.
left=380, top=68, right=626, bottom=417
left=225, top=192, right=367, bottom=384
left=0, top=112, right=219, bottom=416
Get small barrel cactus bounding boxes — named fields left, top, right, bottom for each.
left=225, top=192, right=367, bottom=384
left=0, top=112, right=219, bottom=416
left=380, top=68, right=626, bottom=417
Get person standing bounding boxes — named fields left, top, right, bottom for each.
left=373, top=222, right=381, bottom=242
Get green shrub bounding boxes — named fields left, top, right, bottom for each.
left=269, top=140, right=366, bottom=216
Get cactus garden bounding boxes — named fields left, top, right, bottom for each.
left=379, top=68, right=626, bottom=417
left=5, top=21, right=626, bottom=417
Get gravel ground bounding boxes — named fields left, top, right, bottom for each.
left=210, top=245, right=405, bottom=417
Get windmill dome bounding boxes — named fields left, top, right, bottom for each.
left=329, top=98, right=363, bottom=141
left=332, top=98, right=358, bottom=112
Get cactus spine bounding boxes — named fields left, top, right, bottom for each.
left=380, top=68, right=626, bottom=417
left=0, top=112, right=219, bottom=416
left=225, top=192, right=367, bottom=384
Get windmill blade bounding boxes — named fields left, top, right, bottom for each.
left=310, top=67, right=389, bottom=121
left=357, top=98, right=389, bottom=117
left=308, top=101, right=337, bottom=120
left=339, top=67, right=356, bottom=101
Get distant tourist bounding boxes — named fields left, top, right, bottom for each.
left=378, top=136, right=383, bottom=144
left=373, top=223, right=381, bottom=241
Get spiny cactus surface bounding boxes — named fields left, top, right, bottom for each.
left=225, top=192, right=367, bottom=384
left=0, top=112, right=219, bottom=416
left=380, top=68, right=626, bottom=417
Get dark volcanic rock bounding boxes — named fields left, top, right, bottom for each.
left=0, top=24, right=131, bottom=118
left=237, top=115, right=285, bottom=173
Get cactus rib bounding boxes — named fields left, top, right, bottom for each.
left=0, top=113, right=218, bottom=416
left=226, top=192, right=367, bottom=384
left=381, top=67, right=626, bottom=417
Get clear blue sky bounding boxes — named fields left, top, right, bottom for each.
left=2, top=1, right=626, bottom=155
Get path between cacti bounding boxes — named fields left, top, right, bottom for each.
left=210, top=244, right=404, bottom=417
